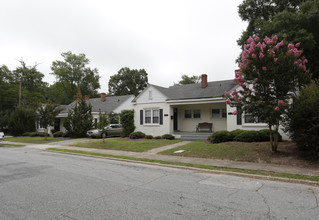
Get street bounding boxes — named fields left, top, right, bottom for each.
left=0, top=146, right=318, bottom=220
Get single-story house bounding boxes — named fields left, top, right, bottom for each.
left=133, top=74, right=289, bottom=140
left=55, top=93, right=135, bottom=133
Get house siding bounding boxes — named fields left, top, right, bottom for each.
left=135, top=85, right=167, bottom=103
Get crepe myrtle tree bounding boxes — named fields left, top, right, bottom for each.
left=225, top=35, right=310, bottom=152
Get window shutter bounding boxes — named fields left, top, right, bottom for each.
left=236, top=107, right=242, bottom=125
left=140, top=110, right=143, bottom=125
left=159, top=109, right=163, bottom=125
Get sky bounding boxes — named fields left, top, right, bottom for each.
left=0, top=0, right=247, bottom=93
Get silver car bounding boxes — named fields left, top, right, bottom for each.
left=87, top=124, right=123, bottom=138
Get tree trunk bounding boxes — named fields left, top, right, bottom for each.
left=44, top=128, right=48, bottom=141
left=269, top=122, right=279, bottom=152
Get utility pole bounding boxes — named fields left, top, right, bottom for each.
left=19, top=81, right=21, bottom=111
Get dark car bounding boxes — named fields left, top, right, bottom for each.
left=87, top=124, right=123, bottom=138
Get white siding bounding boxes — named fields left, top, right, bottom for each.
left=134, top=102, right=170, bottom=136
left=135, top=85, right=167, bottom=103
left=113, top=95, right=135, bottom=113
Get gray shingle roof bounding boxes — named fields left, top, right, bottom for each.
left=60, top=95, right=134, bottom=114
left=138, top=80, right=236, bottom=101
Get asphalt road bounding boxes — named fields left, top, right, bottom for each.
left=0, top=147, right=318, bottom=220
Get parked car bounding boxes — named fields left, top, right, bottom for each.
left=87, top=124, right=123, bottom=138
left=0, top=132, right=4, bottom=141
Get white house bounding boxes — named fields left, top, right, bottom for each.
left=55, top=93, right=135, bottom=133
left=133, top=74, right=288, bottom=140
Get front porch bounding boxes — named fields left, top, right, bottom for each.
left=172, top=131, right=212, bottom=141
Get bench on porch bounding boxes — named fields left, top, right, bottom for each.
left=196, top=122, right=213, bottom=132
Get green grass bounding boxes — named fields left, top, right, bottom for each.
left=47, top=148, right=319, bottom=183
left=74, top=138, right=181, bottom=152
left=0, top=143, right=25, bottom=147
left=5, top=137, right=69, bottom=144
left=160, top=141, right=271, bottom=162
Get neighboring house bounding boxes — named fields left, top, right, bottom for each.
left=55, top=93, right=135, bottom=133
left=133, top=74, right=289, bottom=139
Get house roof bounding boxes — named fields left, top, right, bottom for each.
left=60, top=94, right=134, bottom=114
left=133, top=79, right=236, bottom=101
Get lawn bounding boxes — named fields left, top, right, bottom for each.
left=160, top=141, right=271, bottom=162
left=74, top=138, right=181, bottom=152
left=5, top=137, right=69, bottom=144
left=0, top=143, right=25, bottom=147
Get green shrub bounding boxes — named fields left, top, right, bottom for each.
left=120, top=110, right=135, bottom=137
left=22, top=132, right=31, bottom=136
left=258, top=129, right=282, bottom=142
left=161, top=134, right=175, bottom=140
left=129, top=131, right=146, bottom=139
left=8, top=108, right=36, bottom=136
left=154, top=136, right=162, bottom=139
left=234, top=130, right=261, bottom=142
left=229, top=129, right=245, bottom=139
left=286, top=80, right=319, bottom=158
left=210, top=130, right=232, bottom=143
left=53, top=131, right=65, bottom=137
left=145, top=135, right=153, bottom=139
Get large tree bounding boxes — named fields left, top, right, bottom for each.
left=108, top=67, right=148, bottom=96
left=38, top=104, right=61, bottom=140
left=238, top=0, right=319, bottom=78
left=51, top=51, right=100, bottom=103
left=178, top=74, right=201, bottom=85
left=226, top=35, right=310, bottom=152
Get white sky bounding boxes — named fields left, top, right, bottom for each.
left=0, top=0, right=247, bottom=93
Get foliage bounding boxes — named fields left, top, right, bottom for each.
left=97, top=111, right=109, bottom=141
left=238, top=0, right=319, bottom=79
left=258, top=129, right=282, bottom=142
left=108, top=112, right=119, bottom=124
left=38, top=104, right=61, bottom=140
left=161, top=134, right=175, bottom=140
left=119, top=110, right=135, bottom=137
left=129, top=131, right=146, bottom=139
left=209, top=130, right=232, bottom=143
left=234, top=130, right=261, bottom=142
left=229, top=129, right=246, bottom=139
left=108, top=67, right=148, bottom=96
left=22, top=132, right=46, bottom=137
left=51, top=51, right=101, bottom=103
left=145, top=135, right=153, bottom=139
left=63, top=99, right=93, bottom=138
left=154, top=136, right=162, bottom=139
left=226, top=35, right=310, bottom=151
left=178, top=74, right=201, bottom=85
left=53, top=131, right=66, bottom=137
left=8, top=108, right=37, bottom=136
left=286, top=80, right=319, bottom=158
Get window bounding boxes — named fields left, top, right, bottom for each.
left=185, top=109, right=192, bottom=118
left=193, top=109, right=201, bottom=118
left=212, top=108, right=227, bottom=118
left=243, top=114, right=264, bottom=124
left=212, top=109, right=220, bottom=118
left=144, top=109, right=159, bottom=124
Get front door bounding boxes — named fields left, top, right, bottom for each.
left=173, top=108, right=178, bottom=131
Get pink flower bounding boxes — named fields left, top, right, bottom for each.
left=272, top=35, right=278, bottom=43
left=262, top=66, right=267, bottom=71
left=296, top=42, right=301, bottom=47
left=225, top=98, right=231, bottom=104
left=259, top=53, right=264, bottom=59
left=254, top=36, right=260, bottom=42
left=274, top=58, right=278, bottom=62
left=232, top=110, right=237, bottom=115
left=274, top=106, right=280, bottom=111
left=247, top=36, right=254, bottom=43
left=224, top=91, right=229, bottom=96
left=252, top=78, right=258, bottom=84
left=252, top=53, right=257, bottom=59
left=303, top=59, right=308, bottom=64
left=278, top=100, right=284, bottom=106
left=257, top=100, right=262, bottom=104
left=288, top=43, right=294, bottom=49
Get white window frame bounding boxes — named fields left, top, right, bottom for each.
left=144, top=108, right=159, bottom=125
left=242, top=113, right=267, bottom=126
left=184, top=109, right=192, bottom=119
left=193, top=109, right=201, bottom=119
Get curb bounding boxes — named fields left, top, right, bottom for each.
left=46, top=149, right=319, bottom=187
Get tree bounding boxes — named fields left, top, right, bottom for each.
left=119, top=110, right=135, bottom=137
left=51, top=51, right=100, bottom=103
left=97, top=111, right=109, bottom=142
left=8, top=107, right=37, bottom=136
left=286, top=80, right=319, bottom=158
left=238, top=0, right=319, bottom=79
left=63, top=99, right=93, bottom=137
left=178, top=74, right=201, bottom=85
left=38, top=104, right=61, bottom=140
left=108, top=67, right=148, bottom=96
left=226, top=35, right=310, bottom=152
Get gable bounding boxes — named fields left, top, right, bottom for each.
left=134, top=85, right=168, bottom=103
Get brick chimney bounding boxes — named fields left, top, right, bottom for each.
left=100, top=93, right=106, bottom=102
left=84, top=95, right=90, bottom=101
left=201, top=74, right=207, bottom=88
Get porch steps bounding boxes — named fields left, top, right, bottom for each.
left=179, top=133, right=211, bottom=141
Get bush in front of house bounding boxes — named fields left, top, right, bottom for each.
left=129, top=131, right=146, bottom=139
left=229, top=129, right=245, bottom=139
left=258, top=129, right=282, bottom=142
left=145, top=135, right=153, bottom=139
left=53, top=131, right=66, bottom=137
left=120, top=110, right=135, bottom=137
left=161, top=134, right=175, bottom=140
left=234, top=130, right=261, bottom=142
left=209, top=130, right=232, bottom=143
left=154, top=136, right=162, bottom=139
